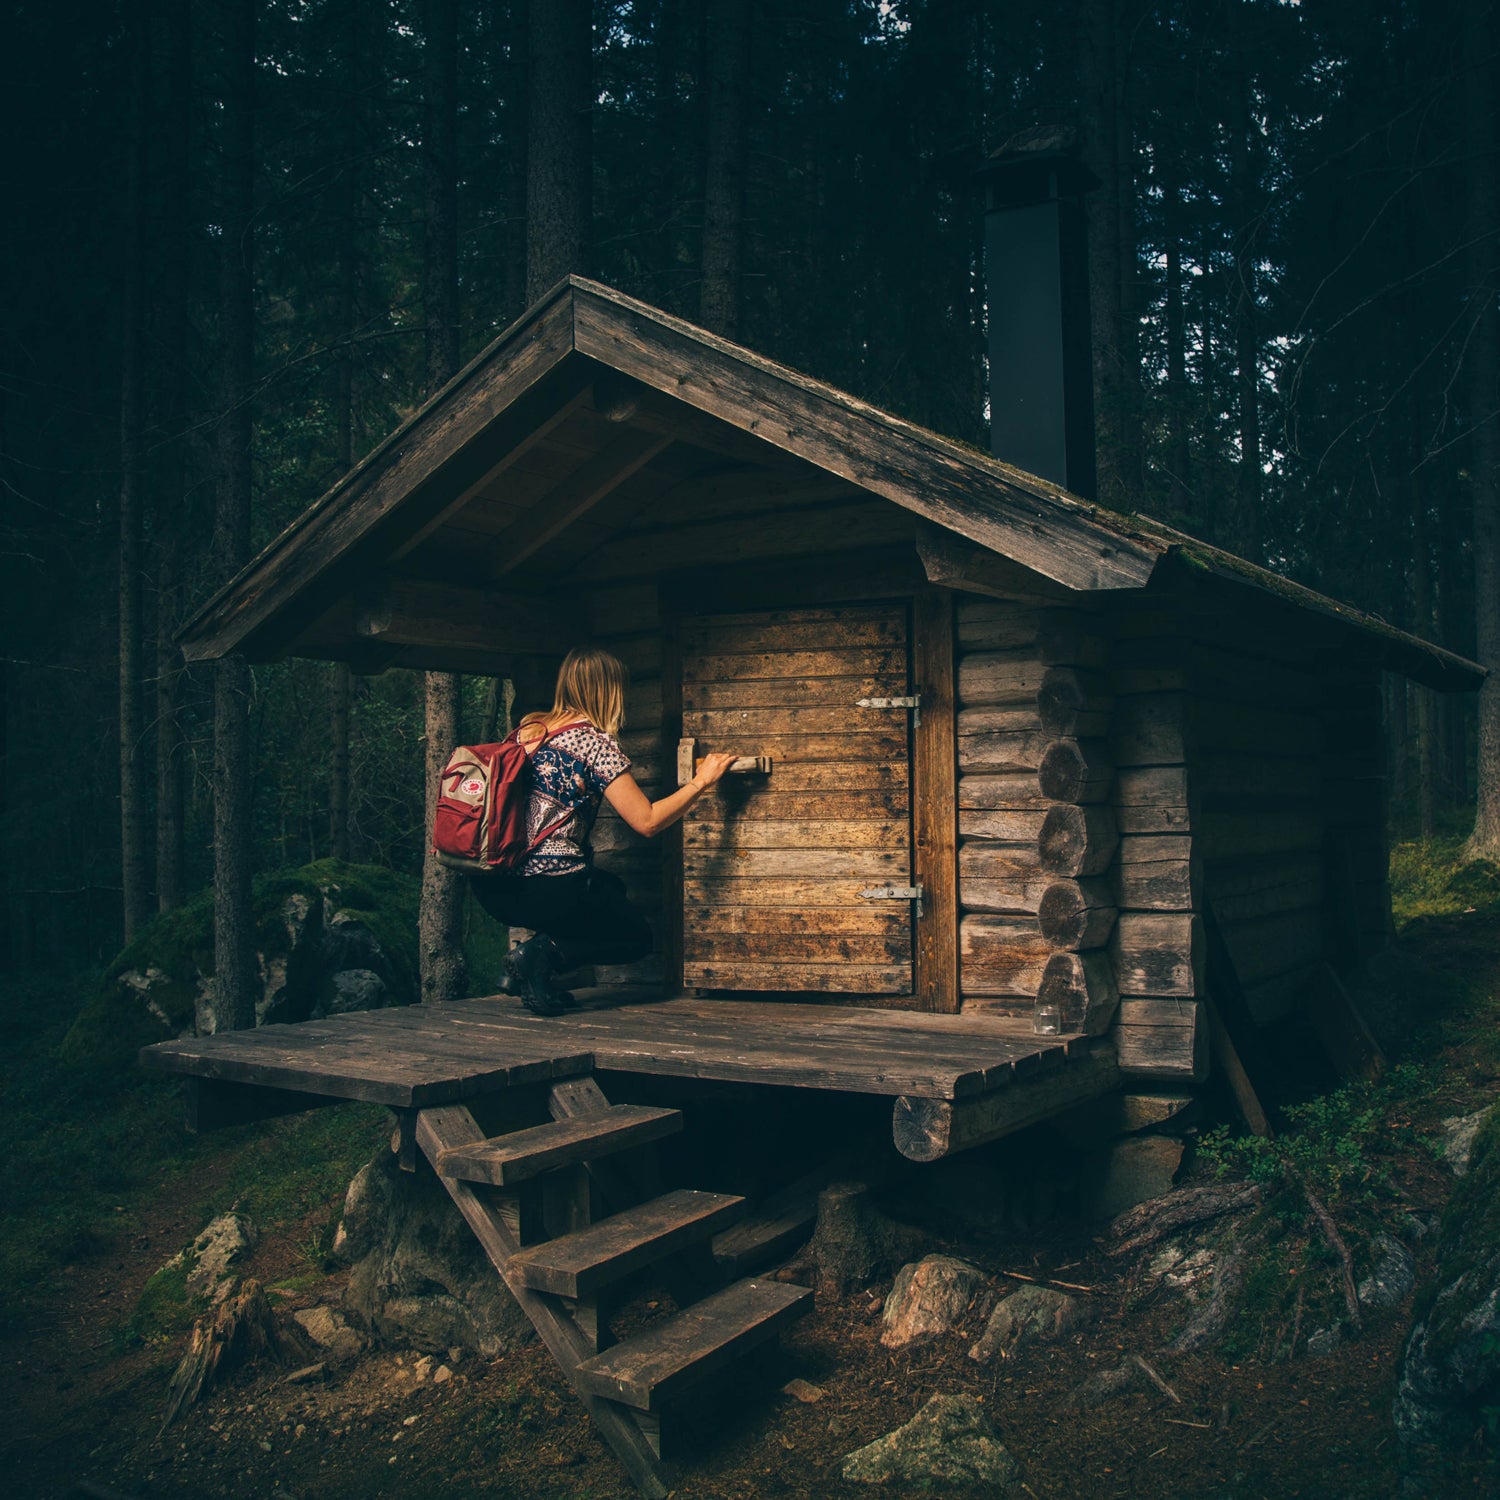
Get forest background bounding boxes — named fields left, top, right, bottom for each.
left=2, top=0, right=1497, bottom=984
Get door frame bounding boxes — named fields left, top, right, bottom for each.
left=658, top=547, right=959, bottom=1012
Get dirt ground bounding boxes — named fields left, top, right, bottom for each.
left=5, top=917, right=1500, bottom=1499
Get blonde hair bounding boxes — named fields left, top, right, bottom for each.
left=522, top=646, right=628, bottom=739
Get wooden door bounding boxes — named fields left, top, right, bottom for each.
left=678, top=604, right=914, bottom=995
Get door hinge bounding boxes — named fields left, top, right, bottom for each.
left=859, top=883, right=924, bottom=918
left=856, top=694, right=921, bottom=726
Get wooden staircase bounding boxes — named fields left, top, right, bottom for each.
left=416, top=1076, right=813, bottom=1497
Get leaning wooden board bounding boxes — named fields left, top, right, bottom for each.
left=679, top=604, right=915, bottom=996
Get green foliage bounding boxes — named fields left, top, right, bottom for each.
left=1390, top=837, right=1500, bottom=929
left=1199, top=1065, right=1428, bottom=1203
left=127, top=1256, right=202, bottom=1346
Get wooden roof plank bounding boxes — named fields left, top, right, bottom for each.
left=571, top=286, right=1165, bottom=593
left=492, top=427, right=674, bottom=577
left=179, top=291, right=583, bottom=662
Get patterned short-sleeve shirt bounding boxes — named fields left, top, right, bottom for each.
left=520, top=722, right=632, bottom=876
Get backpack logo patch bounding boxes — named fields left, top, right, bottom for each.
left=461, top=778, right=484, bottom=796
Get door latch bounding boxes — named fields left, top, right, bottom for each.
left=858, top=883, right=924, bottom=918
left=856, top=694, right=921, bottom=726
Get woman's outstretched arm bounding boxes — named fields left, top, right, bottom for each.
left=604, top=751, right=739, bottom=838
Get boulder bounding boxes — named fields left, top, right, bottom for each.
left=1357, top=1232, right=1416, bottom=1314
left=292, top=1305, right=365, bottom=1364
left=1395, top=1104, right=1500, bottom=1442
left=62, top=860, right=422, bottom=1068
left=1436, top=1108, right=1490, bottom=1177
left=1307, top=1324, right=1343, bottom=1358
left=841, top=1394, right=1020, bottom=1489
left=880, top=1256, right=984, bottom=1349
left=337, top=1148, right=532, bottom=1359
left=969, top=1284, right=1094, bottom=1363
left=181, top=1212, right=257, bottom=1300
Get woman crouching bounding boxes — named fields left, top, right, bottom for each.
left=469, top=646, right=737, bottom=1015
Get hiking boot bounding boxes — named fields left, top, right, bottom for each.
left=508, top=936, right=569, bottom=1016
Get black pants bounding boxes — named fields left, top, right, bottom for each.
left=469, top=866, right=653, bottom=971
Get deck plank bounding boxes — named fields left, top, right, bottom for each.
left=140, top=995, right=1088, bottom=1104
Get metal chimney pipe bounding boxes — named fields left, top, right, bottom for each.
left=980, top=128, right=1099, bottom=500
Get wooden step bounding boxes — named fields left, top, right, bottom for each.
left=573, top=1278, right=813, bottom=1412
left=433, top=1104, right=683, bottom=1187
left=508, top=1189, right=746, bottom=1299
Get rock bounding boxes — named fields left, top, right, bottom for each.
left=331, top=1160, right=383, bottom=1264
left=293, top=1305, right=366, bottom=1364
left=1436, top=1109, right=1489, bottom=1176
left=1395, top=1104, right=1500, bottom=1442
left=324, top=969, right=388, bottom=1015
left=432, top=1364, right=453, bottom=1385
left=880, top=1256, right=984, bottom=1349
left=62, top=861, right=420, bottom=1070
left=283, top=1363, right=326, bottom=1386
left=841, top=1394, right=1020, bottom=1489
left=1357, top=1233, right=1416, bottom=1313
left=1307, top=1325, right=1343, bottom=1357
left=1070, top=1360, right=1141, bottom=1408
left=782, top=1378, right=825, bottom=1403
left=1087, top=1136, right=1185, bottom=1221
left=178, top=1212, right=257, bottom=1300
left=806, top=1182, right=927, bottom=1300
left=340, top=1148, right=532, bottom=1358
left=969, top=1284, right=1094, bottom=1363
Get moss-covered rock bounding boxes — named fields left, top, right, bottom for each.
left=63, top=861, right=422, bottom=1070
left=1394, top=1100, right=1500, bottom=1442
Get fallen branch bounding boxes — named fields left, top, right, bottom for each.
left=1109, top=1182, right=1263, bottom=1256
left=1133, top=1353, right=1182, bottom=1405
left=998, top=1267, right=1098, bottom=1295
left=1297, top=1178, right=1362, bottom=1329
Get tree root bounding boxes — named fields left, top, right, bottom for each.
left=1108, top=1182, right=1263, bottom=1256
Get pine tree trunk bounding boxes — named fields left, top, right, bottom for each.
left=1230, top=59, right=1262, bottom=565
left=699, top=0, right=751, bottom=338
left=1079, top=0, right=1125, bottom=507
left=118, top=9, right=150, bottom=943
left=1164, top=197, right=1191, bottom=516
left=155, top=540, right=185, bottom=913
left=330, top=663, right=352, bottom=863
left=1465, top=0, right=1500, bottom=859
left=525, top=0, right=592, bottom=303
left=419, top=0, right=467, bottom=1003
left=327, top=0, right=365, bottom=870
left=154, top=0, right=192, bottom=916
left=212, top=0, right=259, bottom=1032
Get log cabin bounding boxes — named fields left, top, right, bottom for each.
left=140, top=274, right=1483, bottom=1492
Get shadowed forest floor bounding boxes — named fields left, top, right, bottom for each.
left=4, top=870, right=1500, bottom=1499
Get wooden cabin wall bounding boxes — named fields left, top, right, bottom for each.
left=1320, top=668, right=1392, bottom=962
left=952, top=596, right=1118, bottom=1027
left=585, top=581, right=669, bottom=985
left=1102, top=609, right=1205, bottom=1083
left=1192, top=642, right=1330, bottom=1026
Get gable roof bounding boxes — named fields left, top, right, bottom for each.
left=179, top=276, right=1482, bottom=692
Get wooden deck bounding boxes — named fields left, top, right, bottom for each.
left=139, top=992, right=1105, bottom=1111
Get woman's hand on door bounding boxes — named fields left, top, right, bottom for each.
left=604, top=749, right=740, bottom=839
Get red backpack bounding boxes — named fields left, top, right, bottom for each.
left=432, top=720, right=588, bottom=874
